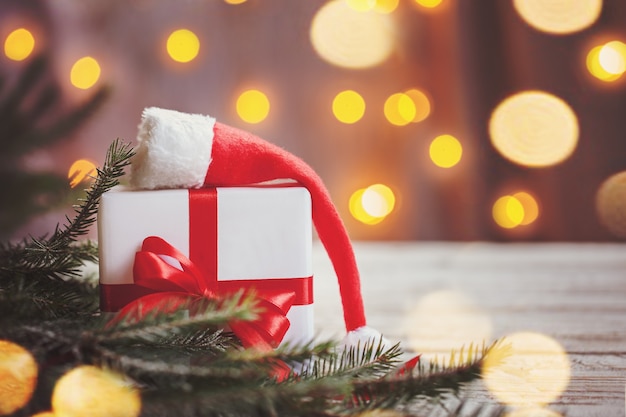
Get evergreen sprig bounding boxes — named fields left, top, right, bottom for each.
left=0, top=139, right=134, bottom=320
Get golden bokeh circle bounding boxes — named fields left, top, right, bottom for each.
left=332, top=90, right=366, bottom=124
left=166, top=29, right=200, bottom=63
left=429, top=134, right=462, bottom=168
left=70, top=56, right=101, bottom=90
left=310, top=0, right=395, bottom=69
left=0, top=340, right=38, bottom=415
left=482, top=332, right=570, bottom=407
left=236, top=89, right=270, bottom=124
left=4, top=28, right=35, bottom=61
left=596, top=171, right=626, bottom=238
left=52, top=366, right=141, bottom=417
left=404, top=290, right=492, bottom=362
left=513, top=0, right=602, bottom=35
left=489, top=91, right=579, bottom=168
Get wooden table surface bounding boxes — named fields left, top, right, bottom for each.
left=312, top=242, right=626, bottom=417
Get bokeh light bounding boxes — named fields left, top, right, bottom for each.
left=504, top=408, right=563, bottom=417
left=333, top=90, right=366, bottom=124
left=224, top=0, right=247, bottom=4
left=374, top=0, right=400, bottom=14
left=404, top=88, right=431, bottom=123
left=346, top=0, right=399, bottom=13
left=489, top=91, right=579, bottom=168
left=493, top=192, right=540, bottom=229
left=70, top=57, right=101, bottom=90
left=513, top=191, right=539, bottom=226
left=346, top=0, right=377, bottom=12
left=68, top=159, right=97, bottom=188
left=482, top=332, right=571, bottom=407
left=310, top=0, right=395, bottom=69
left=404, top=290, right=493, bottom=363
left=350, top=189, right=383, bottom=225
left=429, top=134, right=462, bottom=168
left=384, top=93, right=416, bottom=126
left=166, top=29, right=200, bottom=63
left=512, top=0, right=602, bottom=35
left=587, top=41, right=626, bottom=82
left=493, top=195, right=525, bottom=229
left=596, top=171, right=626, bottom=238
left=414, top=0, right=444, bottom=9
left=4, top=28, right=35, bottom=61
left=349, top=184, right=395, bottom=225
left=236, top=89, right=270, bottom=124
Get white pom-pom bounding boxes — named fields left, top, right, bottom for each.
left=130, top=107, right=216, bottom=190
left=339, top=326, right=391, bottom=351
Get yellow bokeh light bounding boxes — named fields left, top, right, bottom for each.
left=236, top=89, right=270, bottom=124
left=404, top=88, right=431, bottom=123
left=586, top=45, right=621, bottom=82
left=310, top=0, right=395, bottom=69
left=224, top=0, right=247, bottom=4
left=166, top=29, right=200, bottom=63
left=68, top=159, right=97, bottom=188
left=350, top=189, right=384, bottom=225
left=513, top=191, right=539, bottom=226
left=493, top=195, right=525, bottom=229
left=404, top=290, right=492, bottom=363
left=599, top=41, right=626, bottom=75
left=429, top=134, right=462, bottom=168
left=362, top=184, right=395, bottom=217
left=4, top=28, right=35, bottom=61
left=349, top=184, right=395, bottom=225
left=482, top=332, right=571, bottom=407
left=346, top=0, right=376, bottom=12
left=70, top=57, right=101, bottom=90
left=332, top=90, right=366, bottom=124
left=595, top=171, right=626, bottom=238
left=489, top=91, right=579, bottom=168
left=414, top=0, right=444, bottom=9
left=374, top=0, right=400, bottom=14
left=384, top=93, right=416, bottom=126
left=504, top=407, right=563, bottom=417
left=512, top=0, right=602, bottom=35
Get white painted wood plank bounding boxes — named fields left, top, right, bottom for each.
left=312, top=242, right=626, bottom=416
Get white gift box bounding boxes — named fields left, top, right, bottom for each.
left=98, top=185, right=314, bottom=345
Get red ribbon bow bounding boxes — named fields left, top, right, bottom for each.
left=112, top=236, right=296, bottom=351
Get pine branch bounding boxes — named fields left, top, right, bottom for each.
left=296, top=338, right=404, bottom=381
left=100, top=291, right=262, bottom=345
left=346, top=341, right=507, bottom=411
left=0, top=139, right=134, bottom=282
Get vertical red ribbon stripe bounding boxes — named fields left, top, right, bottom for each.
left=188, top=188, right=219, bottom=280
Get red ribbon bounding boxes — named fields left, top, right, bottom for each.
left=107, top=188, right=313, bottom=351
left=114, top=236, right=296, bottom=350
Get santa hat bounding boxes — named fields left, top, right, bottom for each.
left=130, top=107, right=381, bottom=342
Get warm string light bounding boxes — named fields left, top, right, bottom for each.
left=332, top=90, right=366, bottom=124
left=349, top=184, right=396, bottom=225
left=68, top=159, right=97, bottom=188
left=512, top=0, right=602, bottom=35
left=236, top=89, right=270, bottom=124
left=166, top=28, right=200, bottom=63
left=492, top=191, right=539, bottom=229
left=70, top=56, right=101, bottom=90
left=587, top=40, right=626, bottom=82
left=482, top=332, right=571, bottom=407
left=403, top=290, right=493, bottom=363
left=429, top=134, right=462, bottom=168
left=310, top=0, right=395, bottom=69
left=3, top=28, right=35, bottom=61
left=489, top=90, right=579, bottom=168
